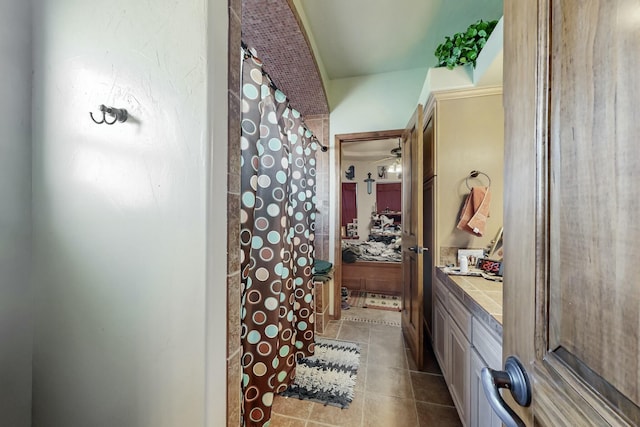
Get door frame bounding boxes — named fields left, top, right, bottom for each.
left=333, top=129, right=404, bottom=319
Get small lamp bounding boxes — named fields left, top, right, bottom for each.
left=364, top=172, right=375, bottom=194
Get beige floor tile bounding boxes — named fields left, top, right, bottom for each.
left=269, top=413, right=308, bottom=427
left=320, top=321, right=341, bottom=339
left=308, top=391, right=364, bottom=427
left=367, top=341, right=408, bottom=369
left=410, top=371, right=454, bottom=406
left=358, top=343, right=369, bottom=366
left=354, top=363, right=367, bottom=393
left=420, top=341, right=443, bottom=375
left=267, top=308, right=463, bottom=427
left=362, top=393, right=418, bottom=427
left=272, top=395, right=315, bottom=419
left=416, top=401, right=462, bottom=427
left=337, top=321, right=371, bottom=344
left=365, top=366, right=413, bottom=399
left=307, top=422, right=340, bottom=427
left=406, top=348, right=419, bottom=371
left=369, top=326, right=405, bottom=349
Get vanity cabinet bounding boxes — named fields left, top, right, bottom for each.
left=433, top=275, right=502, bottom=427
left=470, top=348, right=501, bottom=427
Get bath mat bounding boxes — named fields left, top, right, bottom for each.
left=279, top=338, right=360, bottom=408
left=347, top=290, right=367, bottom=308
left=341, top=315, right=401, bottom=327
left=364, top=292, right=402, bottom=311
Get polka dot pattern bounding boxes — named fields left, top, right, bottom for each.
left=240, top=55, right=317, bottom=427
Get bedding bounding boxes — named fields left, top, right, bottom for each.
left=341, top=238, right=401, bottom=263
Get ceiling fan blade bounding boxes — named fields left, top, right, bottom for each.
left=374, top=156, right=395, bottom=164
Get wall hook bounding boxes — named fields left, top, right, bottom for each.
left=90, top=104, right=128, bottom=125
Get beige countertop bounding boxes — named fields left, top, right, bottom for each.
left=435, top=268, right=503, bottom=337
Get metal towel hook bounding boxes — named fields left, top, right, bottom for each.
left=465, top=170, right=491, bottom=190
left=90, top=104, right=128, bottom=125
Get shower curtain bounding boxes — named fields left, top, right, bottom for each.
left=240, top=51, right=318, bottom=427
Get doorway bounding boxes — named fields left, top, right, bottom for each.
left=333, top=129, right=404, bottom=319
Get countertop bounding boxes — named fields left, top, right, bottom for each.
left=435, top=267, right=503, bottom=338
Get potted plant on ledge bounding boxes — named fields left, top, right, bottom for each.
left=434, top=19, right=499, bottom=70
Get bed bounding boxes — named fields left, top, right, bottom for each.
left=341, top=239, right=402, bottom=294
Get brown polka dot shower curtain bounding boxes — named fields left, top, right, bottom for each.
left=240, top=52, right=318, bottom=427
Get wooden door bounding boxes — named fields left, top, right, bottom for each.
left=500, top=0, right=640, bottom=425
left=422, top=113, right=435, bottom=341
left=401, top=104, right=424, bottom=369
left=422, top=177, right=435, bottom=340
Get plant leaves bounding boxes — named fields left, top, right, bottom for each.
left=434, top=18, right=498, bottom=68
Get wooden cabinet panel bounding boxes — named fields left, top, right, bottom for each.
left=422, top=116, right=434, bottom=179
left=470, top=349, right=501, bottom=427
left=448, top=318, right=470, bottom=426
left=433, top=297, right=448, bottom=380
left=341, top=261, right=401, bottom=293
left=471, top=317, right=501, bottom=370
left=433, top=277, right=502, bottom=427
left=448, top=289, right=472, bottom=340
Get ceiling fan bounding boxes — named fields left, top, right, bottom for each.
left=374, top=139, right=402, bottom=164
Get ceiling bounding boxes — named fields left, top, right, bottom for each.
left=297, top=0, right=503, bottom=80
left=241, top=0, right=503, bottom=116
left=342, top=138, right=400, bottom=161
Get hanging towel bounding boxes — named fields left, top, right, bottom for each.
left=456, top=186, right=491, bottom=236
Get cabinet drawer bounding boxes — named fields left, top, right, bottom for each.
left=448, top=292, right=472, bottom=341
left=434, top=277, right=449, bottom=304
left=472, top=318, right=502, bottom=370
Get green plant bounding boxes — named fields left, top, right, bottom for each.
left=434, top=19, right=498, bottom=69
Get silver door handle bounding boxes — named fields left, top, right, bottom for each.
left=407, top=246, right=429, bottom=253
left=481, top=356, right=532, bottom=427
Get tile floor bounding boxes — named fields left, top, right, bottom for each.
left=270, top=307, right=463, bottom=427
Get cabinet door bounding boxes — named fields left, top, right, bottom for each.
left=448, top=319, right=470, bottom=427
left=470, top=349, right=501, bottom=427
left=433, top=297, right=448, bottom=380
left=422, top=115, right=434, bottom=179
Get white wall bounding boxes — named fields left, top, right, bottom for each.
left=30, top=1, right=228, bottom=425
left=0, top=1, right=33, bottom=425
left=329, top=68, right=427, bottom=136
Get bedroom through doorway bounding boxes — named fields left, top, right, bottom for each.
left=335, top=130, right=405, bottom=320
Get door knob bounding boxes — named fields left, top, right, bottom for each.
left=481, top=355, right=532, bottom=427
left=407, top=246, right=429, bottom=253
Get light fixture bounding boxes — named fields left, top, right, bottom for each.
left=388, top=159, right=402, bottom=174
left=364, top=172, right=375, bottom=194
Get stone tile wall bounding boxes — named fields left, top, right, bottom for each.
left=227, top=1, right=242, bottom=426
left=305, top=114, right=330, bottom=262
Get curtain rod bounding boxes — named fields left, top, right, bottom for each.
left=241, top=41, right=328, bottom=152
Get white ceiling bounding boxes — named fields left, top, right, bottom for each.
left=297, top=0, right=503, bottom=80
left=342, top=138, right=400, bottom=161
